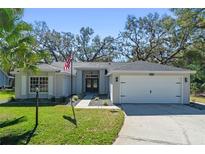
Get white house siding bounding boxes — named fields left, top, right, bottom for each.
left=21, top=76, right=27, bottom=96
left=15, top=73, right=21, bottom=98
left=63, top=75, right=75, bottom=97
left=99, top=69, right=106, bottom=94
left=54, top=74, right=76, bottom=97
left=109, top=75, right=113, bottom=102
left=16, top=72, right=44, bottom=98
left=63, top=76, right=68, bottom=96
left=15, top=71, right=72, bottom=99
left=110, top=73, right=191, bottom=104
left=15, top=72, right=27, bottom=99
left=82, top=71, right=86, bottom=93
left=76, top=70, right=83, bottom=94
left=182, top=74, right=190, bottom=104
left=111, top=74, right=120, bottom=104
left=48, top=76, right=54, bottom=96
left=105, top=76, right=109, bottom=94
left=72, top=76, right=76, bottom=94
left=55, top=74, right=64, bottom=98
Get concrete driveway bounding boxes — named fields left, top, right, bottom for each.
left=114, top=104, right=205, bottom=145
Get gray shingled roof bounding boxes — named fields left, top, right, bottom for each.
left=110, top=61, right=189, bottom=72
left=51, top=62, right=118, bottom=70
left=37, top=64, right=60, bottom=71
left=37, top=63, right=72, bottom=74
left=37, top=61, right=191, bottom=73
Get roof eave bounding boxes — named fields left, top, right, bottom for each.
left=74, top=67, right=107, bottom=70
left=108, top=70, right=196, bottom=75
left=10, top=69, right=70, bottom=74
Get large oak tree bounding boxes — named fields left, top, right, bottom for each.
left=75, top=27, right=117, bottom=62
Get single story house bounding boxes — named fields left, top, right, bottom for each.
left=0, top=68, right=14, bottom=89
left=11, top=61, right=195, bottom=104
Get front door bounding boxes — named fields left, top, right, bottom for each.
left=86, top=78, right=99, bottom=92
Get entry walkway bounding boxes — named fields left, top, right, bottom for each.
left=75, top=93, right=120, bottom=109
left=75, top=93, right=94, bottom=108
left=76, top=105, right=120, bottom=109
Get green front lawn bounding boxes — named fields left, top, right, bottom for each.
left=0, top=105, right=124, bottom=145
left=190, top=96, right=205, bottom=103
left=0, top=90, right=15, bottom=100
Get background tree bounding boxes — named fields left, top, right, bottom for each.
left=118, top=12, right=194, bottom=64
left=75, top=27, right=117, bottom=62
left=118, top=13, right=166, bottom=62
left=33, top=21, right=75, bottom=62
left=171, top=9, right=205, bottom=94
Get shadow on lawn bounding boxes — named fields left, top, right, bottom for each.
left=0, top=101, right=58, bottom=107
left=63, top=115, right=77, bottom=126
left=0, top=99, right=73, bottom=107
left=0, top=116, right=27, bottom=128
left=0, top=125, right=37, bottom=145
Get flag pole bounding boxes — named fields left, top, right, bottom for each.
left=70, top=51, right=77, bottom=127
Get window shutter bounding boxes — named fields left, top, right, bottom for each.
left=48, top=76, right=53, bottom=95
left=21, top=76, right=27, bottom=95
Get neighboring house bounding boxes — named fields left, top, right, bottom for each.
left=0, top=68, right=13, bottom=89
left=11, top=61, right=195, bottom=104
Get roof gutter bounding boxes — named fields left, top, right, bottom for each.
left=10, top=69, right=72, bottom=75
left=75, top=67, right=107, bottom=70
left=107, top=70, right=196, bottom=76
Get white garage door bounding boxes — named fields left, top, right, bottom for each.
left=120, top=75, right=182, bottom=104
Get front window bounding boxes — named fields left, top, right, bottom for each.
left=30, top=77, right=48, bottom=93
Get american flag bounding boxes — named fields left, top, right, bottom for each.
left=64, top=54, right=73, bottom=71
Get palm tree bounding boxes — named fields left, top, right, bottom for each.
left=0, top=9, right=46, bottom=74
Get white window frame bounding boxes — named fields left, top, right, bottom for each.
left=85, top=71, right=99, bottom=79
left=29, top=76, right=48, bottom=94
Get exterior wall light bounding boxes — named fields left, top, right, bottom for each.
left=115, top=77, right=119, bottom=82
left=149, top=73, right=155, bottom=76
left=185, top=77, right=188, bottom=83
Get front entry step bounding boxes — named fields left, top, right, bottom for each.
left=75, top=94, right=95, bottom=108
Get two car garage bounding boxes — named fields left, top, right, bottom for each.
left=119, top=75, right=183, bottom=104
left=109, top=61, right=194, bottom=104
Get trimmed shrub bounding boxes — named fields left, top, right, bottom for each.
left=72, top=95, right=79, bottom=102
left=94, top=97, right=99, bottom=101
left=51, top=96, right=56, bottom=102
left=103, top=101, right=108, bottom=106
left=10, top=96, right=15, bottom=101
left=59, top=96, right=67, bottom=103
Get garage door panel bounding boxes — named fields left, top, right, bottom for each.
left=122, top=97, right=180, bottom=104
left=120, top=75, right=182, bottom=104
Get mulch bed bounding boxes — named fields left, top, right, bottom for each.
left=89, top=95, right=113, bottom=106
left=0, top=98, right=80, bottom=107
